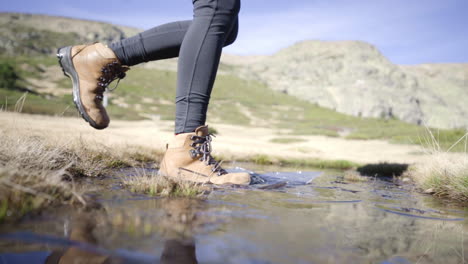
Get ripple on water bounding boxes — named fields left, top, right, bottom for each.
left=1, top=167, right=467, bottom=264
left=375, top=204, right=465, bottom=221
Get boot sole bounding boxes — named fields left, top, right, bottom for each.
left=56, top=46, right=106, bottom=130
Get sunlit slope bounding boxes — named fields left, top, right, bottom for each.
left=1, top=12, right=466, bottom=151
left=1, top=56, right=465, bottom=151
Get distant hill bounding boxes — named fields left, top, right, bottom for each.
left=222, top=41, right=468, bottom=129
left=1, top=12, right=467, bottom=129
left=0, top=12, right=140, bottom=55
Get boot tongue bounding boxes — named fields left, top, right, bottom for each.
left=194, top=125, right=209, bottom=137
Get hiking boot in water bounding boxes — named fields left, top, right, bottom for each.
left=159, top=125, right=251, bottom=185
left=57, top=43, right=129, bottom=129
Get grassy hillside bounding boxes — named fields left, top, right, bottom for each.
left=1, top=55, right=465, bottom=152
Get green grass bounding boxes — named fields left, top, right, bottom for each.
left=1, top=55, right=466, bottom=152
left=345, top=120, right=467, bottom=151
left=0, top=88, right=76, bottom=116
left=0, top=199, right=8, bottom=222
left=233, top=154, right=360, bottom=170
left=279, top=158, right=359, bottom=170
left=0, top=55, right=146, bottom=119
left=0, top=61, right=19, bottom=89
left=0, top=56, right=76, bottom=116
left=1, top=55, right=60, bottom=71
left=270, top=137, right=307, bottom=144
left=1, top=24, right=81, bottom=56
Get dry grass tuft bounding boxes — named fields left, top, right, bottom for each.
left=409, top=128, right=468, bottom=202
left=0, top=131, right=84, bottom=220
left=122, top=169, right=210, bottom=198
left=64, top=139, right=162, bottom=177
left=0, top=116, right=163, bottom=221
left=343, top=170, right=369, bottom=182
left=410, top=153, right=468, bottom=202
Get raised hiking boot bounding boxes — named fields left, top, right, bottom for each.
left=159, top=125, right=251, bottom=185
left=57, top=43, right=129, bottom=129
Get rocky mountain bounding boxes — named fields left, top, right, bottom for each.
left=0, top=12, right=139, bottom=55
left=401, top=64, right=468, bottom=128
left=1, top=12, right=467, bottom=129
left=222, top=41, right=468, bottom=129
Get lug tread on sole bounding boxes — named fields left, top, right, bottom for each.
left=56, top=47, right=98, bottom=129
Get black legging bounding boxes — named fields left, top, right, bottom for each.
left=109, top=0, right=240, bottom=134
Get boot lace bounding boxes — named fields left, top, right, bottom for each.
left=95, top=61, right=130, bottom=101
left=189, top=134, right=227, bottom=176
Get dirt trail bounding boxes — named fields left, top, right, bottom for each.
left=0, top=112, right=433, bottom=165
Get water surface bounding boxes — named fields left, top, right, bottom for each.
left=0, top=164, right=466, bottom=264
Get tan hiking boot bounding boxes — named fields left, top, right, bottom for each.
left=57, top=43, right=129, bottom=129
left=159, top=126, right=251, bottom=185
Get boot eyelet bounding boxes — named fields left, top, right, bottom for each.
left=189, top=150, right=198, bottom=159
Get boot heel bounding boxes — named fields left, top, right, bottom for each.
left=56, top=47, right=66, bottom=77
left=56, top=46, right=72, bottom=78
left=55, top=46, right=92, bottom=127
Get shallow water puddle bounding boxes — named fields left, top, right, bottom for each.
left=0, top=166, right=467, bottom=264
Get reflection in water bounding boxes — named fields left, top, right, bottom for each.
left=158, top=198, right=201, bottom=264
left=46, top=212, right=114, bottom=264
left=375, top=204, right=465, bottom=221
left=1, top=199, right=204, bottom=264
left=65, top=198, right=201, bottom=264
left=160, top=240, right=196, bottom=264
left=0, top=168, right=467, bottom=264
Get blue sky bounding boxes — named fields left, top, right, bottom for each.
left=1, top=0, right=467, bottom=64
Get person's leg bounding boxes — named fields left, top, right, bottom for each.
left=109, top=21, right=190, bottom=66
left=175, top=0, right=240, bottom=134
left=59, top=1, right=238, bottom=130
left=108, top=18, right=238, bottom=67
left=158, top=0, right=250, bottom=185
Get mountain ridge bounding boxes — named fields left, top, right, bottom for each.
left=1, top=12, right=466, bottom=129
left=221, top=40, right=467, bottom=128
